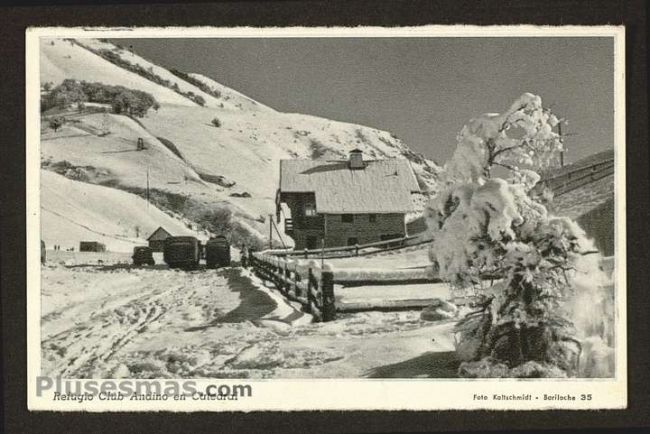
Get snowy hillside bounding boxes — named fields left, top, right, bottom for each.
left=41, top=38, right=196, bottom=107
left=40, top=37, right=441, bottom=248
left=41, top=112, right=202, bottom=187
left=41, top=170, right=203, bottom=252
left=40, top=107, right=269, bottom=246
left=136, top=105, right=439, bottom=200
left=188, top=72, right=274, bottom=112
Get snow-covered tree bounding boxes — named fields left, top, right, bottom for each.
left=48, top=116, right=65, bottom=132
left=426, top=93, right=611, bottom=377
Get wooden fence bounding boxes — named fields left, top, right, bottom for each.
left=246, top=250, right=616, bottom=322
left=536, top=158, right=615, bottom=197
left=263, top=234, right=433, bottom=260
left=249, top=251, right=336, bottom=322
left=247, top=250, right=442, bottom=321
left=331, top=266, right=438, bottom=286
left=332, top=265, right=444, bottom=313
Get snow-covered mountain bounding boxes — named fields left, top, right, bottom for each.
left=39, top=37, right=440, bottom=249
left=41, top=170, right=205, bottom=252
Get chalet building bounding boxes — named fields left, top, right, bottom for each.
left=277, top=149, right=421, bottom=250
left=147, top=226, right=172, bottom=252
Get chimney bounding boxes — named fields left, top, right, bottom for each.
left=348, top=149, right=365, bottom=169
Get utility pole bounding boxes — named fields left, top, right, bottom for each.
left=100, top=112, right=109, bottom=136
left=268, top=214, right=273, bottom=250
left=146, top=167, right=150, bottom=211
left=558, top=122, right=565, bottom=167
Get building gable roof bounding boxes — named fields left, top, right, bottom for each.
left=147, top=226, right=172, bottom=241
left=279, top=158, right=421, bottom=214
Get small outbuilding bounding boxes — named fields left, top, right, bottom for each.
left=79, top=241, right=107, bottom=252
left=147, top=226, right=172, bottom=252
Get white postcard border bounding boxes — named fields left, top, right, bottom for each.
left=26, top=25, right=627, bottom=411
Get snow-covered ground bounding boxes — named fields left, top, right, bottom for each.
left=41, top=258, right=458, bottom=379
left=40, top=170, right=203, bottom=252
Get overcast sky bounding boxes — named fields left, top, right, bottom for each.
left=112, top=37, right=615, bottom=165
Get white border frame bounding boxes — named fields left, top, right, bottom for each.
left=26, top=25, right=626, bottom=411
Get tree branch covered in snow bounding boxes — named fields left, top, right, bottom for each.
left=426, top=93, right=612, bottom=378
left=445, top=93, right=563, bottom=183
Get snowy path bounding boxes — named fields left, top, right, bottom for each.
left=41, top=263, right=458, bottom=379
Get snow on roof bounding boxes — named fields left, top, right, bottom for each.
left=147, top=226, right=172, bottom=241
left=279, top=158, right=420, bottom=214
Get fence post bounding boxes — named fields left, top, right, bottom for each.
left=287, top=260, right=296, bottom=296
left=307, top=267, right=323, bottom=321
left=304, top=248, right=308, bottom=259
left=283, top=261, right=290, bottom=295
left=307, top=268, right=314, bottom=313
left=321, top=269, right=336, bottom=321
left=241, top=248, right=248, bottom=268
left=271, top=261, right=279, bottom=292
left=276, top=262, right=285, bottom=294
left=355, top=244, right=359, bottom=256
left=294, top=266, right=301, bottom=298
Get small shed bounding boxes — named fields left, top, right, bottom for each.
left=147, top=226, right=172, bottom=252
left=79, top=241, right=106, bottom=252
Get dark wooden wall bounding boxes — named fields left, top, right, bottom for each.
left=577, top=198, right=615, bottom=257
left=324, top=213, right=405, bottom=247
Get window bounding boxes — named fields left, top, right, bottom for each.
left=368, top=214, right=377, bottom=223
left=341, top=214, right=353, bottom=223
left=304, top=202, right=317, bottom=217
left=347, top=237, right=358, bottom=246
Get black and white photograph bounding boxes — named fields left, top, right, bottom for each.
left=25, top=25, right=626, bottom=411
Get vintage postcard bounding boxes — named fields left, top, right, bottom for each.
left=26, top=25, right=626, bottom=411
